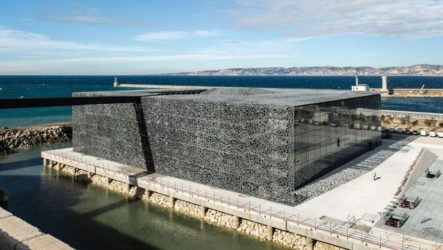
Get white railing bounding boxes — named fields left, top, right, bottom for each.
left=44, top=149, right=441, bottom=250
left=382, top=110, right=443, bottom=121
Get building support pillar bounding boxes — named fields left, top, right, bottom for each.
left=306, top=238, right=316, bottom=250
left=199, top=205, right=207, bottom=218
left=266, top=225, right=274, bottom=241
left=168, top=196, right=175, bottom=208
left=233, top=216, right=241, bottom=229
left=88, top=172, right=94, bottom=178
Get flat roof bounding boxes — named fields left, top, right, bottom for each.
left=75, top=88, right=378, bottom=107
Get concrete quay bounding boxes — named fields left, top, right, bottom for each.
left=41, top=148, right=438, bottom=250
left=0, top=207, right=72, bottom=250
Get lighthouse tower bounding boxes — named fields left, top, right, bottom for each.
left=381, top=74, right=388, bottom=91
left=113, top=77, right=119, bottom=87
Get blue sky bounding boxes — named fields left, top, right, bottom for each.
left=1, top=0, right=443, bottom=74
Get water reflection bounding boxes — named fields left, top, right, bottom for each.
left=0, top=145, right=288, bottom=250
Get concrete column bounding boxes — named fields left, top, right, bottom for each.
left=266, top=225, right=274, bottom=241
left=233, top=216, right=241, bottom=229
left=146, top=190, right=152, bottom=199
left=199, top=206, right=207, bottom=218
left=168, top=196, right=175, bottom=208
left=306, top=238, right=316, bottom=250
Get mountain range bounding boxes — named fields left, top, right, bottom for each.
left=172, top=64, right=443, bottom=76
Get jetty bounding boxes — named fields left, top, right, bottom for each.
left=351, top=74, right=443, bottom=97
left=113, top=77, right=206, bottom=90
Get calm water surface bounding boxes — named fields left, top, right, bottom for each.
left=0, top=144, right=288, bottom=250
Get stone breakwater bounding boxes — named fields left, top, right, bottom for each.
left=0, top=124, right=72, bottom=156
left=47, top=162, right=344, bottom=250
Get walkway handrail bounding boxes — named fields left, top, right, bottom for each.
left=382, top=110, right=443, bottom=121
left=42, top=149, right=443, bottom=250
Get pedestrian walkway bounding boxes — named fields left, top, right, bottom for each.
left=294, top=140, right=408, bottom=203
left=296, top=140, right=421, bottom=226
left=42, top=147, right=441, bottom=250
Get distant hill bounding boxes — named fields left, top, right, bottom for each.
left=171, top=64, right=443, bottom=76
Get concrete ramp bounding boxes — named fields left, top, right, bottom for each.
left=395, top=148, right=438, bottom=197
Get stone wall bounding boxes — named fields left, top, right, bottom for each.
left=391, top=89, right=443, bottom=97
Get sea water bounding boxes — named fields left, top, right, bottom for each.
left=0, top=75, right=443, bottom=128
left=0, top=144, right=288, bottom=250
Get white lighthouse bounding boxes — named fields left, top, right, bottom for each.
left=381, top=74, right=388, bottom=91
left=113, top=77, right=119, bottom=87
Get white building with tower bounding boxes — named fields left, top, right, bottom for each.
left=351, top=69, right=369, bottom=91
left=351, top=70, right=389, bottom=93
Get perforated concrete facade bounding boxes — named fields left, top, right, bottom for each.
left=73, top=88, right=381, bottom=205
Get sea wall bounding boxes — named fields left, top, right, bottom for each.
left=391, top=88, right=443, bottom=97
left=0, top=124, right=72, bottom=156
left=46, top=162, right=345, bottom=250
left=0, top=207, right=72, bottom=249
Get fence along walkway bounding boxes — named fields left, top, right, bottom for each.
left=381, top=110, right=443, bottom=121
left=42, top=148, right=442, bottom=250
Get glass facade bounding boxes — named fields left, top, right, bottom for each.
left=293, top=95, right=381, bottom=189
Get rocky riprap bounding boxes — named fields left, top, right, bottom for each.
left=0, top=125, right=72, bottom=156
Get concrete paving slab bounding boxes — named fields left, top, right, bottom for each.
left=375, top=153, right=443, bottom=243
left=0, top=208, right=12, bottom=219
left=0, top=216, right=42, bottom=249
left=17, top=234, right=73, bottom=250
left=296, top=142, right=421, bottom=226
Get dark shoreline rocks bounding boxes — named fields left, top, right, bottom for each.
left=0, top=124, right=72, bottom=156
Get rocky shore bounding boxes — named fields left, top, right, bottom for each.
left=0, top=124, right=72, bottom=156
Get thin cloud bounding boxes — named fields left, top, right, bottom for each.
left=40, top=4, right=141, bottom=26
left=0, top=28, right=148, bottom=53
left=45, top=11, right=138, bottom=26
left=229, top=0, right=443, bottom=38
left=134, top=30, right=220, bottom=42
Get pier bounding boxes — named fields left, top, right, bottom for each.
left=41, top=148, right=439, bottom=250
left=370, top=88, right=443, bottom=98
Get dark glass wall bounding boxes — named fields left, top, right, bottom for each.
left=293, top=95, right=381, bottom=189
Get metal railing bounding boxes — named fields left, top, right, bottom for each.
left=381, top=110, right=443, bottom=121
left=44, top=149, right=441, bottom=250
